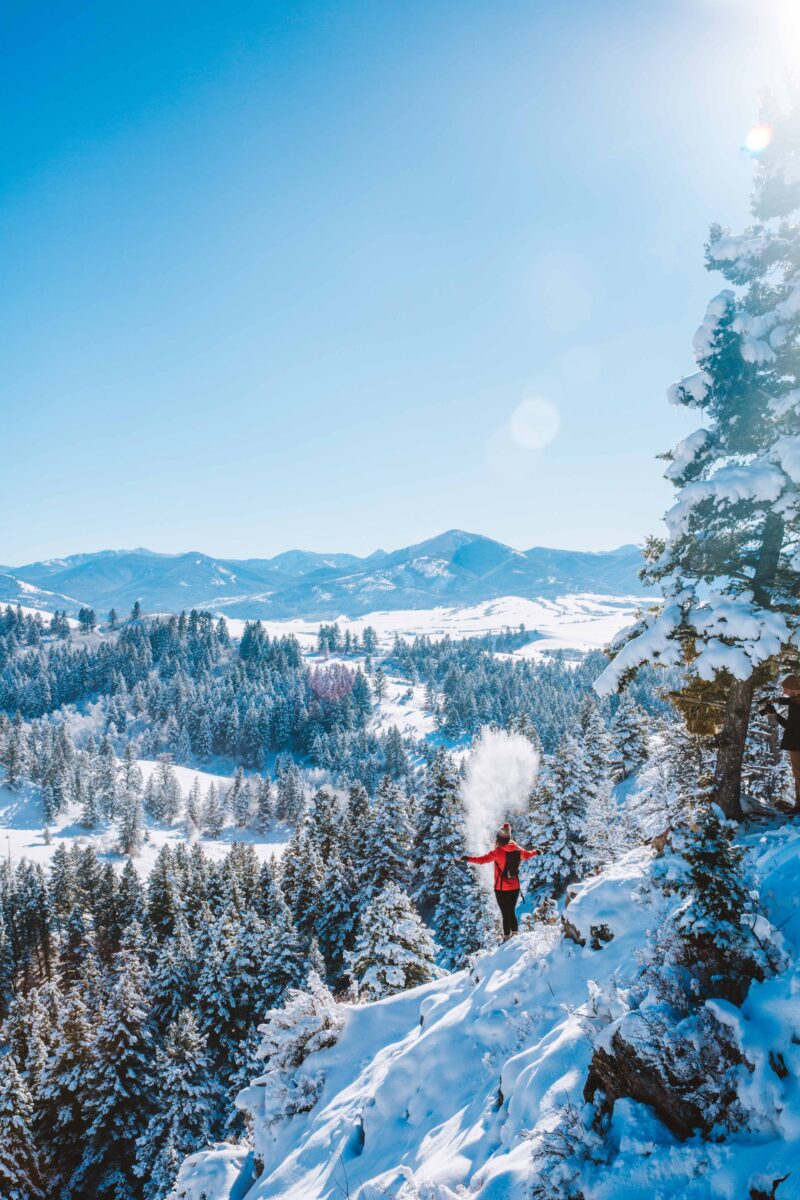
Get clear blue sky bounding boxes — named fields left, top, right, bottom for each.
left=2, top=0, right=797, bottom=564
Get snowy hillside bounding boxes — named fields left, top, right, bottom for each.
left=175, top=826, right=800, bottom=1200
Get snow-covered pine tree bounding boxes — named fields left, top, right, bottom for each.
left=526, top=735, right=595, bottom=898
left=134, top=1009, right=216, bottom=1200
left=202, top=781, right=227, bottom=837
left=579, top=695, right=619, bottom=785
left=150, top=917, right=197, bottom=1033
left=595, top=96, right=800, bottom=818
left=347, top=881, right=440, bottom=1000
left=413, top=748, right=463, bottom=908
left=120, top=742, right=143, bottom=795
left=280, top=825, right=324, bottom=943
left=304, top=787, right=343, bottom=859
left=661, top=804, right=782, bottom=1005
left=0, top=1053, right=44, bottom=1200
left=315, top=851, right=356, bottom=980
left=370, top=775, right=414, bottom=893
left=236, top=971, right=343, bottom=1134
left=253, top=774, right=274, bottom=832
left=37, top=984, right=94, bottom=1188
left=146, top=846, right=185, bottom=942
left=610, top=692, right=650, bottom=781
left=118, top=787, right=145, bottom=856
left=275, top=760, right=305, bottom=823
left=70, top=925, right=153, bottom=1199
left=184, top=776, right=202, bottom=835
left=433, top=860, right=488, bottom=969
left=95, top=734, right=118, bottom=819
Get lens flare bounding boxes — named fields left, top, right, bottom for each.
left=743, top=123, right=773, bottom=155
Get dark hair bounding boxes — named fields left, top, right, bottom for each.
left=495, top=821, right=512, bottom=848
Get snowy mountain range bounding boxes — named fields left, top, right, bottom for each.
left=0, top=531, right=647, bottom=618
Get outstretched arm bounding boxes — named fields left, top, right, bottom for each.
left=519, top=847, right=538, bottom=860
left=465, top=850, right=499, bottom=865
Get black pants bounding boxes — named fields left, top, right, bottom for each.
left=494, top=888, right=520, bottom=936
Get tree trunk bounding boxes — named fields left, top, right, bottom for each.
left=712, top=675, right=755, bottom=819
left=711, top=512, right=785, bottom=819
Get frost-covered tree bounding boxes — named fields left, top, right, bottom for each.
left=526, top=735, right=595, bottom=898
left=347, top=882, right=440, bottom=1000
left=610, top=692, right=649, bottom=781
left=663, top=804, right=782, bottom=1006
left=236, top=971, right=343, bottom=1136
left=95, top=734, right=118, bottom=819
left=70, top=926, right=153, bottom=1198
left=595, top=97, right=800, bottom=818
left=134, top=1009, right=215, bottom=1200
left=0, top=1053, right=44, bottom=1200
left=315, top=851, right=356, bottom=979
left=433, top=860, right=488, bottom=969
left=413, top=748, right=464, bottom=909
left=119, top=787, right=145, bottom=856
left=253, top=774, right=274, bottom=832
left=202, top=781, right=227, bottom=837
left=371, top=775, right=414, bottom=893
left=37, top=986, right=93, bottom=1187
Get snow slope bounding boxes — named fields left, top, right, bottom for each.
left=174, top=825, right=800, bottom=1200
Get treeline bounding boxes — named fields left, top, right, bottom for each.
left=0, top=611, right=376, bottom=767
left=388, top=636, right=674, bottom=749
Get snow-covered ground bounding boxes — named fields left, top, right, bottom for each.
left=219, top=594, right=646, bottom=655
left=0, top=769, right=289, bottom=874
left=176, top=824, right=800, bottom=1200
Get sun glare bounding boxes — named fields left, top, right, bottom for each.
left=743, top=122, right=773, bottom=155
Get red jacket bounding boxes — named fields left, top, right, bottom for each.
left=466, top=841, right=537, bottom=891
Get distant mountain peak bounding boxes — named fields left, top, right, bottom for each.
left=2, top=534, right=648, bottom=620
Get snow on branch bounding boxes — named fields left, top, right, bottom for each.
left=665, top=462, right=787, bottom=536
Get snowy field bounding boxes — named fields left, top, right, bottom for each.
left=0, top=768, right=290, bottom=875
left=217, top=593, right=647, bottom=654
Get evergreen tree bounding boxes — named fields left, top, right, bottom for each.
left=95, top=734, right=119, bottom=819
left=70, top=925, right=153, bottom=1198
left=433, top=860, right=488, bottom=969
left=595, top=97, right=800, bottom=817
left=664, top=805, right=781, bottom=1005
left=611, top=692, right=649, bottom=780
left=150, top=918, right=197, bottom=1033
left=371, top=775, right=414, bottom=893
left=315, top=851, right=356, bottom=980
left=414, top=749, right=464, bottom=909
left=119, top=788, right=145, bottom=856
left=37, top=985, right=94, bottom=1188
left=347, top=882, right=440, bottom=1000
left=134, top=1009, right=215, bottom=1200
left=280, top=826, right=324, bottom=943
left=0, top=1053, right=44, bottom=1200
left=253, top=774, right=274, bottom=831
left=526, top=735, right=595, bottom=898
left=202, top=782, right=227, bottom=838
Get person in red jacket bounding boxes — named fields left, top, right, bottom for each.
left=461, top=822, right=537, bottom=939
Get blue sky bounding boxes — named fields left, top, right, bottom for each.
left=2, top=0, right=797, bottom=564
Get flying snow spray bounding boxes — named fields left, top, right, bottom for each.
left=461, top=728, right=540, bottom=889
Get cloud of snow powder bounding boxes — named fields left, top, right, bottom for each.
left=461, top=729, right=540, bottom=884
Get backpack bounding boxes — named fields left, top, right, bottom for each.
left=502, top=848, right=521, bottom=881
